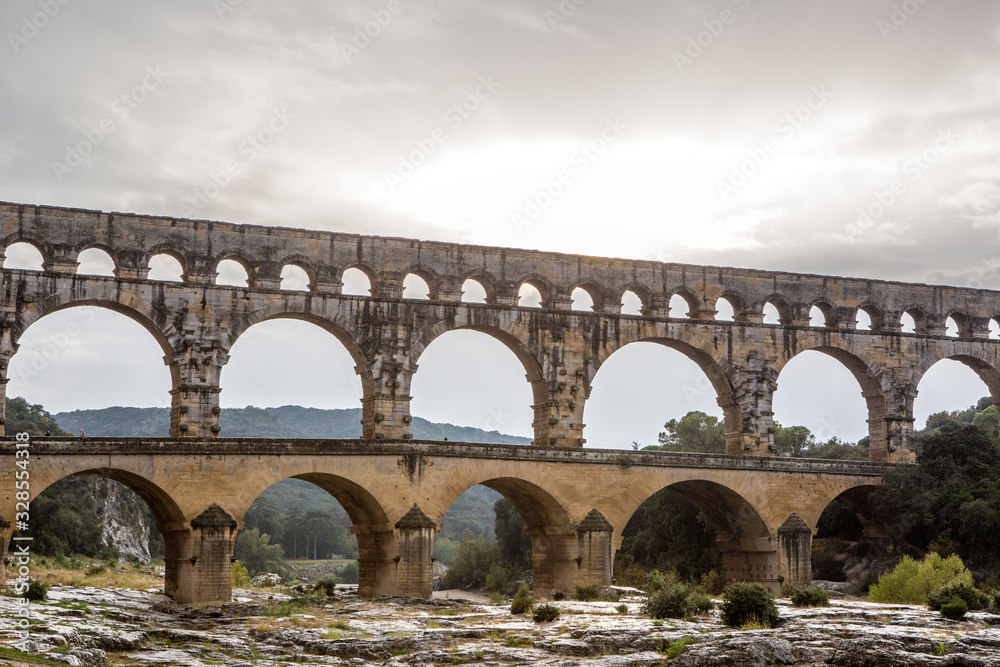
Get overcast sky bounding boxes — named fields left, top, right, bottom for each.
left=3, top=0, right=1000, bottom=447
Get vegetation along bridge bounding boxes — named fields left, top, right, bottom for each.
left=1, top=201, right=998, bottom=602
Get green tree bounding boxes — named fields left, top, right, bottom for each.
left=655, top=411, right=725, bottom=454
left=494, top=499, right=531, bottom=570
left=441, top=531, right=501, bottom=590
left=6, top=396, right=72, bottom=435
left=243, top=497, right=285, bottom=544
left=234, top=528, right=286, bottom=575
left=774, top=424, right=815, bottom=457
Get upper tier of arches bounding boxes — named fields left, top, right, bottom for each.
left=2, top=202, right=998, bottom=339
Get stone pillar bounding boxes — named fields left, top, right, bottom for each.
left=722, top=364, right=778, bottom=456
left=542, top=292, right=573, bottom=310
left=646, top=293, right=671, bottom=318
left=777, top=514, right=812, bottom=588
left=867, top=381, right=916, bottom=464
left=181, top=256, right=219, bottom=285
left=113, top=251, right=151, bottom=280
left=168, top=342, right=228, bottom=438
left=494, top=281, right=520, bottom=307
left=361, top=356, right=413, bottom=440
left=42, top=244, right=78, bottom=274
left=372, top=272, right=404, bottom=299
left=310, top=266, right=343, bottom=294
left=249, top=261, right=283, bottom=290
left=0, top=516, right=10, bottom=587
left=533, top=339, right=588, bottom=447
left=530, top=529, right=578, bottom=599
left=164, top=505, right=238, bottom=604
left=717, top=537, right=781, bottom=591
left=393, top=504, right=436, bottom=598
left=434, top=276, right=464, bottom=303
left=354, top=523, right=397, bottom=598
left=576, top=510, right=613, bottom=587
left=0, top=339, right=13, bottom=437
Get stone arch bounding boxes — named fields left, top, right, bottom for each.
left=0, top=237, right=46, bottom=270
left=409, top=318, right=548, bottom=445
left=621, top=285, right=650, bottom=315
left=773, top=340, right=890, bottom=461
left=214, top=254, right=253, bottom=286
left=231, top=468, right=394, bottom=598
left=573, top=283, right=605, bottom=312
left=762, top=294, right=792, bottom=325
left=430, top=474, right=575, bottom=596
left=342, top=265, right=375, bottom=296
left=14, top=289, right=179, bottom=358
left=401, top=266, right=440, bottom=299
left=30, top=467, right=186, bottom=527
left=810, top=301, right=838, bottom=328
left=225, top=307, right=374, bottom=399
left=146, top=246, right=189, bottom=277
left=462, top=273, right=497, bottom=304
left=717, top=290, right=746, bottom=321
left=277, top=255, right=318, bottom=288
left=668, top=288, right=698, bottom=318
left=946, top=311, right=973, bottom=338
left=811, top=484, right=883, bottom=538
left=914, top=345, right=1000, bottom=411
left=518, top=275, right=552, bottom=307
left=855, top=303, right=884, bottom=331
left=76, top=244, right=118, bottom=274
left=899, top=305, right=929, bottom=334
left=591, top=332, right=738, bottom=446
left=615, top=478, right=776, bottom=587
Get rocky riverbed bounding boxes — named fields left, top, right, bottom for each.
left=2, top=583, right=1000, bottom=666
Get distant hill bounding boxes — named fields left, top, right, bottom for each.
left=54, top=405, right=532, bottom=444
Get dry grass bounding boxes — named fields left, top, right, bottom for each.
left=25, top=563, right=161, bottom=591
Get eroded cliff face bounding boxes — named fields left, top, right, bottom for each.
left=91, top=478, right=151, bottom=562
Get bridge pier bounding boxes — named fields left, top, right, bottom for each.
left=393, top=505, right=436, bottom=598
left=163, top=505, right=238, bottom=604
left=718, top=538, right=781, bottom=591
left=354, top=524, right=398, bottom=598
left=530, top=530, right=579, bottom=599
left=777, top=514, right=813, bottom=588
left=575, top=510, right=614, bottom=588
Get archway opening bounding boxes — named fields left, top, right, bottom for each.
left=855, top=308, right=873, bottom=331
left=669, top=294, right=690, bottom=318
left=901, top=312, right=916, bottom=333
left=220, top=319, right=365, bottom=432
left=148, top=254, right=183, bottom=282
left=403, top=273, right=430, bottom=299
left=217, top=259, right=249, bottom=287
left=771, top=350, right=870, bottom=457
left=809, top=306, right=826, bottom=327
left=584, top=341, right=725, bottom=450
left=3, top=242, right=44, bottom=270
left=8, top=306, right=172, bottom=418
left=812, top=486, right=884, bottom=591
left=621, top=290, right=643, bottom=316
left=76, top=248, right=115, bottom=276
left=715, top=298, right=734, bottom=321
left=763, top=302, right=781, bottom=325
left=616, top=480, right=771, bottom=590
left=945, top=317, right=959, bottom=338
left=571, top=287, right=594, bottom=312
left=280, top=265, right=310, bottom=291
left=409, top=330, right=534, bottom=439
left=914, top=359, right=995, bottom=443
left=518, top=283, right=542, bottom=308
left=990, top=319, right=1000, bottom=340
left=238, top=477, right=360, bottom=586
left=462, top=279, right=488, bottom=303
left=342, top=268, right=371, bottom=296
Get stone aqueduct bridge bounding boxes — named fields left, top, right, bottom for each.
left=0, top=201, right=996, bottom=602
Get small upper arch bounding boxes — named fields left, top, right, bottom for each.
left=899, top=306, right=927, bottom=334
left=2, top=239, right=46, bottom=271
left=76, top=244, right=118, bottom=276
left=946, top=311, right=972, bottom=338
left=809, top=301, right=837, bottom=328
left=572, top=283, right=605, bottom=312
left=518, top=276, right=552, bottom=308
left=762, top=295, right=792, bottom=325
left=855, top=303, right=884, bottom=331
left=401, top=266, right=440, bottom=300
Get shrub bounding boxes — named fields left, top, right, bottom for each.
left=686, top=591, right=715, bottom=616
left=991, top=589, right=1000, bottom=613
left=645, top=582, right=691, bottom=619
left=489, top=592, right=505, bottom=604
left=662, top=636, right=697, bottom=659
left=553, top=591, right=565, bottom=601
left=337, top=561, right=359, bottom=584
left=485, top=563, right=513, bottom=593
left=232, top=561, right=252, bottom=588
left=532, top=603, right=560, bottom=623
left=788, top=585, right=830, bottom=608
left=941, top=598, right=968, bottom=620
left=510, top=583, right=534, bottom=615
left=313, top=575, right=337, bottom=597
left=644, top=569, right=679, bottom=594
left=575, top=584, right=601, bottom=601
left=868, top=554, right=973, bottom=605
left=25, top=581, right=49, bottom=602
left=701, top=569, right=724, bottom=595
left=720, top=583, right=779, bottom=628
left=927, top=580, right=988, bottom=612
left=441, top=533, right=501, bottom=590
left=615, top=603, right=629, bottom=614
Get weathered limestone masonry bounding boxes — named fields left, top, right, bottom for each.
left=0, top=201, right=991, bottom=602
left=1, top=439, right=887, bottom=602
left=3, top=202, right=1000, bottom=461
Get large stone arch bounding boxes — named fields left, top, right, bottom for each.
left=231, top=465, right=398, bottom=598
left=408, top=316, right=549, bottom=445
left=771, top=336, right=893, bottom=461
left=612, top=477, right=777, bottom=588
left=913, top=342, right=1000, bottom=406
left=224, top=305, right=376, bottom=399
left=589, top=327, right=739, bottom=448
